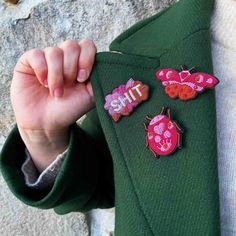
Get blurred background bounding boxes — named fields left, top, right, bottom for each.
left=0, top=0, right=174, bottom=235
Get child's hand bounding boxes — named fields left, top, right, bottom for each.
left=10, top=39, right=97, bottom=171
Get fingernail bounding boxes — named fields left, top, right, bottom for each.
left=77, top=69, right=88, bottom=82
left=53, top=87, right=63, bottom=98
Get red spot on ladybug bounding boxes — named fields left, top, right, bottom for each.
left=144, top=107, right=183, bottom=158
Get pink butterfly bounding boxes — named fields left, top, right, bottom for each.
left=155, top=65, right=219, bottom=100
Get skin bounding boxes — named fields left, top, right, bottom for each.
left=11, top=39, right=97, bottom=172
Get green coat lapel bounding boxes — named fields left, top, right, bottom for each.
left=110, top=0, right=214, bottom=58
left=90, top=0, right=220, bottom=235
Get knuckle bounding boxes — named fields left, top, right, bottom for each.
left=61, top=39, right=79, bottom=50
left=17, top=49, right=46, bottom=71
left=28, top=48, right=42, bottom=57
left=44, top=47, right=63, bottom=58
left=20, top=48, right=41, bottom=62
left=80, top=38, right=96, bottom=49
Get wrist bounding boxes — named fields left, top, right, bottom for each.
left=18, top=126, right=69, bottom=172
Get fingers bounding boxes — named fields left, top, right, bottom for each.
left=77, top=38, right=97, bottom=82
left=44, top=39, right=96, bottom=97
left=15, top=39, right=96, bottom=98
left=58, top=38, right=97, bottom=84
left=15, top=49, right=48, bottom=87
left=58, top=40, right=80, bottom=85
left=43, top=47, right=64, bottom=98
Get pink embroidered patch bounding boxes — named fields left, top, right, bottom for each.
left=155, top=65, right=219, bottom=100
left=144, top=107, right=183, bottom=157
left=104, top=79, right=149, bottom=122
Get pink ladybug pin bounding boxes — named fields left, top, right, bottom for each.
left=144, top=107, right=183, bottom=157
left=156, top=65, right=219, bottom=101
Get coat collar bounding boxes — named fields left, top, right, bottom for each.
left=109, top=0, right=214, bottom=60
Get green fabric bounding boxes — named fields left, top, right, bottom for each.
left=91, top=49, right=219, bottom=235
left=0, top=0, right=220, bottom=235
left=110, top=0, right=213, bottom=58
left=0, top=113, right=114, bottom=213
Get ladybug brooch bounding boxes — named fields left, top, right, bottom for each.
left=156, top=65, right=219, bottom=101
left=144, top=107, right=183, bottom=157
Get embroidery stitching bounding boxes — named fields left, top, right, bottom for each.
left=155, top=65, right=219, bottom=100
left=144, top=107, right=183, bottom=157
left=104, top=79, right=149, bottom=122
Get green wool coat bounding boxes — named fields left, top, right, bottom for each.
left=0, top=0, right=221, bottom=235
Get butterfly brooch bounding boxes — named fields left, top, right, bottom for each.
left=155, top=65, right=219, bottom=101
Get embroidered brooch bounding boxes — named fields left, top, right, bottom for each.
left=104, top=79, right=149, bottom=122
left=155, top=65, right=219, bottom=100
left=144, top=107, right=183, bottom=157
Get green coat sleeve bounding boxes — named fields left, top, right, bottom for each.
left=0, top=108, right=115, bottom=214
